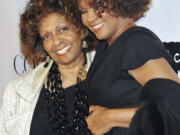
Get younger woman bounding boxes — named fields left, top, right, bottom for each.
left=76, top=0, right=180, bottom=134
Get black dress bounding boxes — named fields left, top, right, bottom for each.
left=30, top=84, right=82, bottom=135
left=86, top=26, right=178, bottom=135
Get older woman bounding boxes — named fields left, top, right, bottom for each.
left=75, top=0, right=180, bottom=135
left=0, top=0, right=96, bottom=135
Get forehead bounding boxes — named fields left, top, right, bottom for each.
left=40, top=12, right=68, bottom=26
left=39, top=12, right=75, bottom=31
left=78, top=0, right=93, bottom=8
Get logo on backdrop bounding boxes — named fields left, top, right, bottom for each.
left=163, top=42, right=180, bottom=78
left=13, top=55, right=35, bottom=75
left=174, top=53, right=180, bottom=78
left=174, top=53, right=180, bottom=63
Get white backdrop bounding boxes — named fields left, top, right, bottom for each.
left=0, top=0, right=180, bottom=106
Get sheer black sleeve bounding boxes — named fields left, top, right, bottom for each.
left=130, top=79, right=180, bottom=135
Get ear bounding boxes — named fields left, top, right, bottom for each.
left=80, top=28, right=88, bottom=40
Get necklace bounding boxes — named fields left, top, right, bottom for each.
left=44, top=61, right=91, bottom=135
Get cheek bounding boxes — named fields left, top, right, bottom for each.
left=81, top=16, right=88, bottom=27
left=73, top=40, right=82, bottom=51
left=43, top=42, right=51, bottom=52
left=72, top=38, right=82, bottom=51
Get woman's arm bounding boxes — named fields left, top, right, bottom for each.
left=128, top=57, right=180, bottom=86
left=86, top=57, right=180, bottom=135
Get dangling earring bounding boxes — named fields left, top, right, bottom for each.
left=82, top=40, right=88, bottom=48
left=38, top=47, right=49, bottom=68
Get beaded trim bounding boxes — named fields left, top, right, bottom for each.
left=43, top=61, right=91, bottom=135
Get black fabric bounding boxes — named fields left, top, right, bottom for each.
left=118, top=28, right=173, bottom=70
left=30, top=84, right=78, bottom=135
left=86, top=26, right=175, bottom=135
left=130, top=78, right=180, bottom=135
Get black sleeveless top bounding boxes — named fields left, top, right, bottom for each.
left=86, top=26, right=174, bottom=135
left=30, top=85, right=77, bottom=135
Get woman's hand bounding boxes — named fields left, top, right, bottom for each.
left=86, top=105, right=114, bottom=135
left=86, top=105, right=140, bottom=135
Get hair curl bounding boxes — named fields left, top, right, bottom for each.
left=78, top=0, right=151, bottom=21
left=20, top=0, right=96, bottom=66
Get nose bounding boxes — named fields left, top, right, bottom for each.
left=86, top=9, right=97, bottom=23
left=52, top=35, right=62, bottom=46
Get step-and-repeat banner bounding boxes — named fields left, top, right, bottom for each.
left=0, top=0, right=180, bottom=106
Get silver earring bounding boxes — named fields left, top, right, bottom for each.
left=82, top=40, right=88, bottom=48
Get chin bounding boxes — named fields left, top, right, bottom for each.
left=93, top=31, right=106, bottom=40
left=96, top=34, right=106, bottom=40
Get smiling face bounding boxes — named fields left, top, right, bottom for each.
left=78, top=0, right=134, bottom=45
left=39, top=12, right=84, bottom=66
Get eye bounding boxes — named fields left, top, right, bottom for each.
left=42, top=33, right=51, bottom=41
left=56, top=26, right=69, bottom=33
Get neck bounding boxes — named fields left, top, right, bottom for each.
left=108, top=18, right=135, bottom=46
left=57, top=53, right=85, bottom=88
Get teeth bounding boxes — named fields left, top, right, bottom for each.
left=56, top=45, right=71, bottom=55
left=93, top=23, right=104, bottom=29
